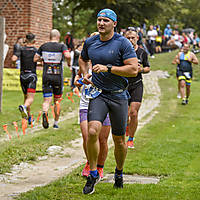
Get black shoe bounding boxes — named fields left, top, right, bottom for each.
left=42, top=112, right=49, bottom=129
left=83, top=173, right=101, bottom=194
left=53, top=124, right=59, bottom=129
left=182, top=99, right=186, bottom=105
left=114, top=174, right=123, bottom=189
left=186, top=99, right=189, bottom=104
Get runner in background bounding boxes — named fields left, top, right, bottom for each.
left=74, top=68, right=110, bottom=179
left=12, top=33, right=37, bottom=125
left=125, top=28, right=150, bottom=148
left=34, top=29, right=71, bottom=129
left=12, top=36, right=24, bottom=69
left=173, top=43, right=198, bottom=105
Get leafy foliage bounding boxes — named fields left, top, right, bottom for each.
left=53, top=0, right=200, bottom=39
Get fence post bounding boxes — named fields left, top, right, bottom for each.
left=0, top=17, right=5, bottom=112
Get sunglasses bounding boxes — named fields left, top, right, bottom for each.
left=126, top=27, right=137, bottom=32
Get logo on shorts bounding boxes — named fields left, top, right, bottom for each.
left=109, top=50, right=114, bottom=54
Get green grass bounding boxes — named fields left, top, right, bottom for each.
left=0, top=67, right=81, bottom=173
left=2, top=51, right=200, bottom=199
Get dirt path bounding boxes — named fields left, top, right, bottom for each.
left=0, top=70, right=169, bottom=200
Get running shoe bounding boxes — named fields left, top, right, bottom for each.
left=114, top=174, right=123, bottom=189
left=28, top=116, right=35, bottom=125
left=83, top=172, right=101, bottom=194
left=53, top=124, right=59, bottom=129
left=177, top=92, right=181, bottom=99
left=19, top=105, right=28, bottom=119
left=42, top=112, right=49, bottom=129
left=82, top=162, right=90, bottom=177
left=182, top=99, right=187, bottom=105
left=186, top=99, right=189, bottom=104
left=127, top=140, right=134, bottom=149
left=97, top=167, right=104, bottom=179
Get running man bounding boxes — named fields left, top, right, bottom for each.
left=34, top=29, right=71, bottom=129
left=12, top=33, right=37, bottom=125
left=74, top=68, right=111, bottom=179
left=125, top=28, right=150, bottom=148
left=79, top=9, right=138, bottom=194
left=173, top=43, right=198, bottom=105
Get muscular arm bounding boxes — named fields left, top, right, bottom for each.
left=111, top=57, right=138, bottom=77
left=33, top=54, right=42, bottom=62
left=190, top=52, right=199, bottom=65
left=64, top=51, right=71, bottom=67
left=173, top=54, right=180, bottom=64
left=92, top=57, right=138, bottom=77
left=78, top=56, right=92, bottom=84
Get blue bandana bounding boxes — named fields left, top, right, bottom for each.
left=97, top=9, right=117, bottom=22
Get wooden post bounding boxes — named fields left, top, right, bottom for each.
left=0, top=17, right=5, bottom=112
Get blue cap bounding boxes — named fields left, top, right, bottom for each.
left=97, top=9, right=117, bottom=22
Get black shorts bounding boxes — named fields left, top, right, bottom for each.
left=177, top=70, right=192, bottom=86
left=128, top=81, right=143, bottom=104
left=88, top=95, right=128, bottom=136
left=20, top=72, right=37, bottom=94
left=43, top=74, right=63, bottom=98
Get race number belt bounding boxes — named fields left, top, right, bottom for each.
left=46, top=64, right=61, bottom=74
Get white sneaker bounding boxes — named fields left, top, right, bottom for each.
left=177, top=92, right=181, bottom=99
left=19, top=105, right=28, bottom=118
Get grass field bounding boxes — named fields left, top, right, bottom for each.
left=0, top=67, right=80, bottom=174
left=1, top=50, right=200, bottom=199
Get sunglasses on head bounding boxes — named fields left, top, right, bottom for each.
left=127, top=27, right=137, bottom=32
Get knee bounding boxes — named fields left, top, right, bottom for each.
left=180, top=81, right=185, bottom=87
left=88, top=126, right=99, bottom=141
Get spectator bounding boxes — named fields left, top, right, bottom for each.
left=164, top=24, right=172, bottom=43
left=12, top=36, right=24, bottom=69
left=147, top=25, right=157, bottom=58
left=193, top=33, right=200, bottom=50
left=70, top=43, right=82, bottom=90
left=155, top=25, right=162, bottom=53
left=167, top=30, right=182, bottom=49
left=64, top=32, right=74, bottom=52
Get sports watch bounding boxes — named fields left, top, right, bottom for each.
left=107, top=64, right=112, bottom=73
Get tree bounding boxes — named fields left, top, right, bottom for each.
left=53, top=0, right=200, bottom=39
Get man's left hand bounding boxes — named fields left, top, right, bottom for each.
left=93, top=64, right=107, bottom=73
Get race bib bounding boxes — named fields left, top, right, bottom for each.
left=183, top=72, right=191, bottom=79
left=84, top=84, right=102, bottom=99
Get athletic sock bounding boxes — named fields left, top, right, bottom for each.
left=128, top=136, right=134, bottom=141
left=90, top=170, right=98, bottom=178
left=97, top=164, right=104, bottom=169
left=54, top=120, right=58, bottom=126
left=115, top=167, right=123, bottom=177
